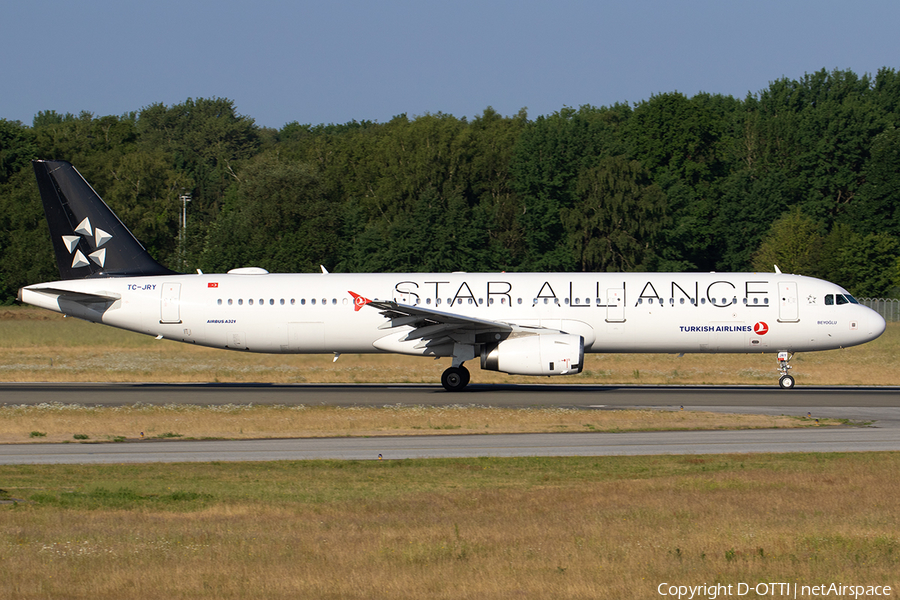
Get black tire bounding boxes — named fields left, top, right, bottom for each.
left=778, top=375, right=795, bottom=389
left=441, top=366, right=469, bottom=392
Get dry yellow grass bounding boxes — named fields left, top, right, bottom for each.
left=1, top=307, right=898, bottom=385
left=1, top=454, right=899, bottom=599
left=0, top=403, right=836, bottom=444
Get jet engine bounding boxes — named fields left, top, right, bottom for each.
left=481, top=334, right=584, bottom=376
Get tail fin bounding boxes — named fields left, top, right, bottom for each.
left=32, top=160, right=178, bottom=279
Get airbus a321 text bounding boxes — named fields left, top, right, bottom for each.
left=19, top=160, right=887, bottom=391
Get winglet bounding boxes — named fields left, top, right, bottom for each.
left=349, top=291, right=372, bottom=311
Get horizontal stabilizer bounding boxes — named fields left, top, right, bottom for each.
left=18, top=286, right=120, bottom=321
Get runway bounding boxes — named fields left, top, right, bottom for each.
left=2, top=383, right=899, bottom=464
left=3, top=381, right=899, bottom=409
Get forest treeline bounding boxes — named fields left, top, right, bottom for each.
left=2, top=67, right=900, bottom=304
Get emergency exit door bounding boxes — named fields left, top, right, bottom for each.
left=606, top=288, right=625, bottom=322
left=778, top=281, right=799, bottom=322
left=160, top=282, right=182, bottom=324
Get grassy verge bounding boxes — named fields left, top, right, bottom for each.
left=1, top=307, right=898, bottom=385
left=2, top=453, right=899, bottom=599
left=0, top=403, right=839, bottom=444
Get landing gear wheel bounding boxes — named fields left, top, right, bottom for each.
left=776, top=351, right=795, bottom=389
left=441, top=366, right=470, bottom=392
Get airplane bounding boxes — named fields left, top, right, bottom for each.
left=18, top=160, right=887, bottom=391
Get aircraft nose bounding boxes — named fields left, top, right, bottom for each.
left=868, top=310, right=887, bottom=340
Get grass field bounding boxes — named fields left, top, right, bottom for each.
left=1, top=307, right=898, bottom=386
left=0, top=403, right=838, bottom=444
left=2, top=453, right=899, bottom=599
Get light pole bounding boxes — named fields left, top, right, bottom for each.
left=179, top=193, right=191, bottom=269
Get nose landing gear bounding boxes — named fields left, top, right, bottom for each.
left=777, top=351, right=795, bottom=389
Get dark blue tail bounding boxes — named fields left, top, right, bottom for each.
left=33, top=160, right=178, bottom=280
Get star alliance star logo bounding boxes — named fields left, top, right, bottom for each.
left=807, top=295, right=816, bottom=304
left=63, top=217, right=112, bottom=268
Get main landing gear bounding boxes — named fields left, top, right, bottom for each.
left=441, top=365, right=470, bottom=392
left=777, top=351, right=795, bottom=389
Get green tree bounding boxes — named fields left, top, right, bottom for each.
left=625, top=92, right=739, bottom=270
left=102, top=151, right=194, bottom=268
left=562, top=157, right=667, bottom=272
left=844, top=126, right=900, bottom=237
left=713, top=170, right=791, bottom=271
left=200, top=153, right=337, bottom=273
left=137, top=98, right=260, bottom=223
left=0, top=169, right=56, bottom=302
left=751, top=209, right=825, bottom=276
left=510, top=104, right=632, bottom=271
left=0, top=119, right=37, bottom=183
left=828, top=230, right=900, bottom=297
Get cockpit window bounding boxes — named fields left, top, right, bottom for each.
left=825, top=293, right=858, bottom=306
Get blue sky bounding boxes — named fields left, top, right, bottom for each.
left=2, top=0, right=898, bottom=129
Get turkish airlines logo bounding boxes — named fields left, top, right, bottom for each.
left=753, top=322, right=769, bottom=335
left=348, top=291, right=372, bottom=312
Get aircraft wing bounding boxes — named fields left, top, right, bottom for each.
left=350, top=291, right=550, bottom=352
left=369, top=299, right=515, bottom=331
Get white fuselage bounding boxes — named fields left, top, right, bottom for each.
left=20, top=271, right=886, bottom=356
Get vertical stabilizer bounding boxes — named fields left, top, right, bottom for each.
left=32, top=160, right=178, bottom=279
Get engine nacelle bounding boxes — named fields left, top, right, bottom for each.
left=481, top=334, right=584, bottom=376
